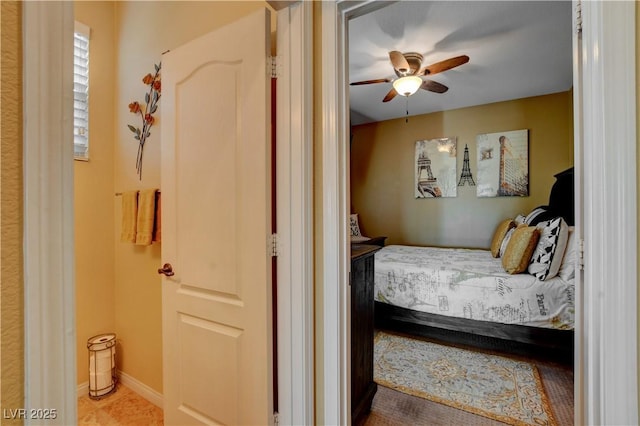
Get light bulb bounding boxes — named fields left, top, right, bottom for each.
left=392, top=76, right=423, bottom=97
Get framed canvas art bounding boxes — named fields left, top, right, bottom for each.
left=476, top=129, right=529, bottom=197
left=415, top=137, right=457, bottom=198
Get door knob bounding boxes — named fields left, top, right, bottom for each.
left=158, top=263, right=175, bottom=276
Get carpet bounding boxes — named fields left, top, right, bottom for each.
left=374, top=332, right=557, bottom=426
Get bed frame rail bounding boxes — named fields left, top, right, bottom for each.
left=375, top=301, right=574, bottom=364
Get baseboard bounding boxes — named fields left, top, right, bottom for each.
left=117, top=371, right=164, bottom=408
left=77, top=372, right=163, bottom=408
left=77, top=381, right=89, bottom=398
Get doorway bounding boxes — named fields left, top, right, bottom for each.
left=347, top=2, right=574, bottom=424
left=23, top=2, right=314, bottom=425
left=319, top=1, right=637, bottom=425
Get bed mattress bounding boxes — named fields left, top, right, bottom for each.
left=374, top=245, right=574, bottom=330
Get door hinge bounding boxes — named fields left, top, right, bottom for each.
left=578, top=238, right=585, bottom=271
left=270, top=233, right=279, bottom=257
left=575, top=0, right=582, bottom=34
left=273, top=411, right=279, bottom=426
left=269, top=56, right=281, bottom=79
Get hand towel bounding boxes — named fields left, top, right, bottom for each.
left=136, top=188, right=158, bottom=245
left=120, top=191, right=138, bottom=243
left=152, top=191, right=161, bottom=243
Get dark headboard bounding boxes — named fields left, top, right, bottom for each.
left=526, top=167, right=575, bottom=226
left=548, top=167, right=574, bottom=226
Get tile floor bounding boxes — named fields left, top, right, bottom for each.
left=78, top=384, right=163, bottom=425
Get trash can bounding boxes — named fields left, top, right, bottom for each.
left=87, top=333, right=117, bottom=399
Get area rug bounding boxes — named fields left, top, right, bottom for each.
left=374, top=332, right=557, bottom=426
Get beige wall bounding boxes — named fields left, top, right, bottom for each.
left=112, top=0, right=274, bottom=394
left=350, top=91, right=574, bottom=249
left=74, top=1, right=117, bottom=386
left=0, top=1, right=24, bottom=422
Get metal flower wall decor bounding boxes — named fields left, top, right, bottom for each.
left=128, top=62, right=161, bottom=180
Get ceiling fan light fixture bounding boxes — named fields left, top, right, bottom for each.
left=392, top=76, right=422, bottom=97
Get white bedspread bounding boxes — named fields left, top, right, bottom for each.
left=374, top=245, right=574, bottom=329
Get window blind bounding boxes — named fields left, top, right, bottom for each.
left=74, top=22, right=90, bottom=160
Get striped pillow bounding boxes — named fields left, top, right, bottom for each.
left=524, top=206, right=557, bottom=226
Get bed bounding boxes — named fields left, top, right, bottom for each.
left=372, top=168, right=576, bottom=363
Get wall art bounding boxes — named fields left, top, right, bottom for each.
left=415, top=137, right=457, bottom=198
left=476, top=129, right=529, bottom=197
left=458, top=144, right=476, bottom=186
left=127, top=62, right=162, bottom=180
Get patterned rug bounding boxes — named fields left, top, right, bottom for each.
left=374, top=332, right=557, bottom=426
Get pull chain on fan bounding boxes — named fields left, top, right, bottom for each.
left=406, top=97, right=409, bottom=123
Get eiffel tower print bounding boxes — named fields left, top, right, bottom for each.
left=416, top=152, right=442, bottom=197
left=458, top=144, right=476, bottom=186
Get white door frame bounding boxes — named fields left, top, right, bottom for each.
left=23, top=2, right=314, bottom=425
left=274, top=2, right=314, bottom=424
left=23, top=2, right=78, bottom=425
left=320, top=1, right=637, bottom=425
left=578, top=2, right=637, bottom=424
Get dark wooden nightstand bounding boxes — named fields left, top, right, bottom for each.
left=350, top=244, right=380, bottom=424
left=363, top=236, right=386, bottom=247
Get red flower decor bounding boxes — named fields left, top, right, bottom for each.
left=127, top=62, right=161, bottom=180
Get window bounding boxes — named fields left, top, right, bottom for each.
left=74, top=22, right=90, bottom=160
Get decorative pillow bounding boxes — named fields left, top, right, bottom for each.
left=350, top=214, right=362, bottom=237
left=528, top=217, right=569, bottom=281
left=558, top=226, right=576, bottom=281
left=502, top=226, right=540, bottom=274
left=524, top=206, right=557, bottom=226
left=499, top=227, right=517, bottom=258
left=490, top=218, right=516, bottom=258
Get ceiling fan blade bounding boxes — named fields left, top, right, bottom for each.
left=419, top=55, right=470, bottom=76
left=389, top=51, right=410, bottom=74
left=420, top=79, right=449, bottom=94
left=382, top=88, right=398, bottom=103
left=350, top=78, right=392, bottom=86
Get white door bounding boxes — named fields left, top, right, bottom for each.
left=160, top=9, right=273, bottom=425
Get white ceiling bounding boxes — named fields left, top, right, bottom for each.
left=348, top=1, right=573, bottom=125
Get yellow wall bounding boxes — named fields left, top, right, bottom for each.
left=350, top=91, right=574, bottom=249
left=0, top=1, right=24, bottom=421
left=74, top=1, right=117, bottom=386
left=112, top=0, right=274, bottom=394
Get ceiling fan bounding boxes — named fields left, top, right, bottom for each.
left=350, top=51, right=470, bottom=103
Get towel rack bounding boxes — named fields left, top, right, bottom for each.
left=115, top=191, right=161, bottom=196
